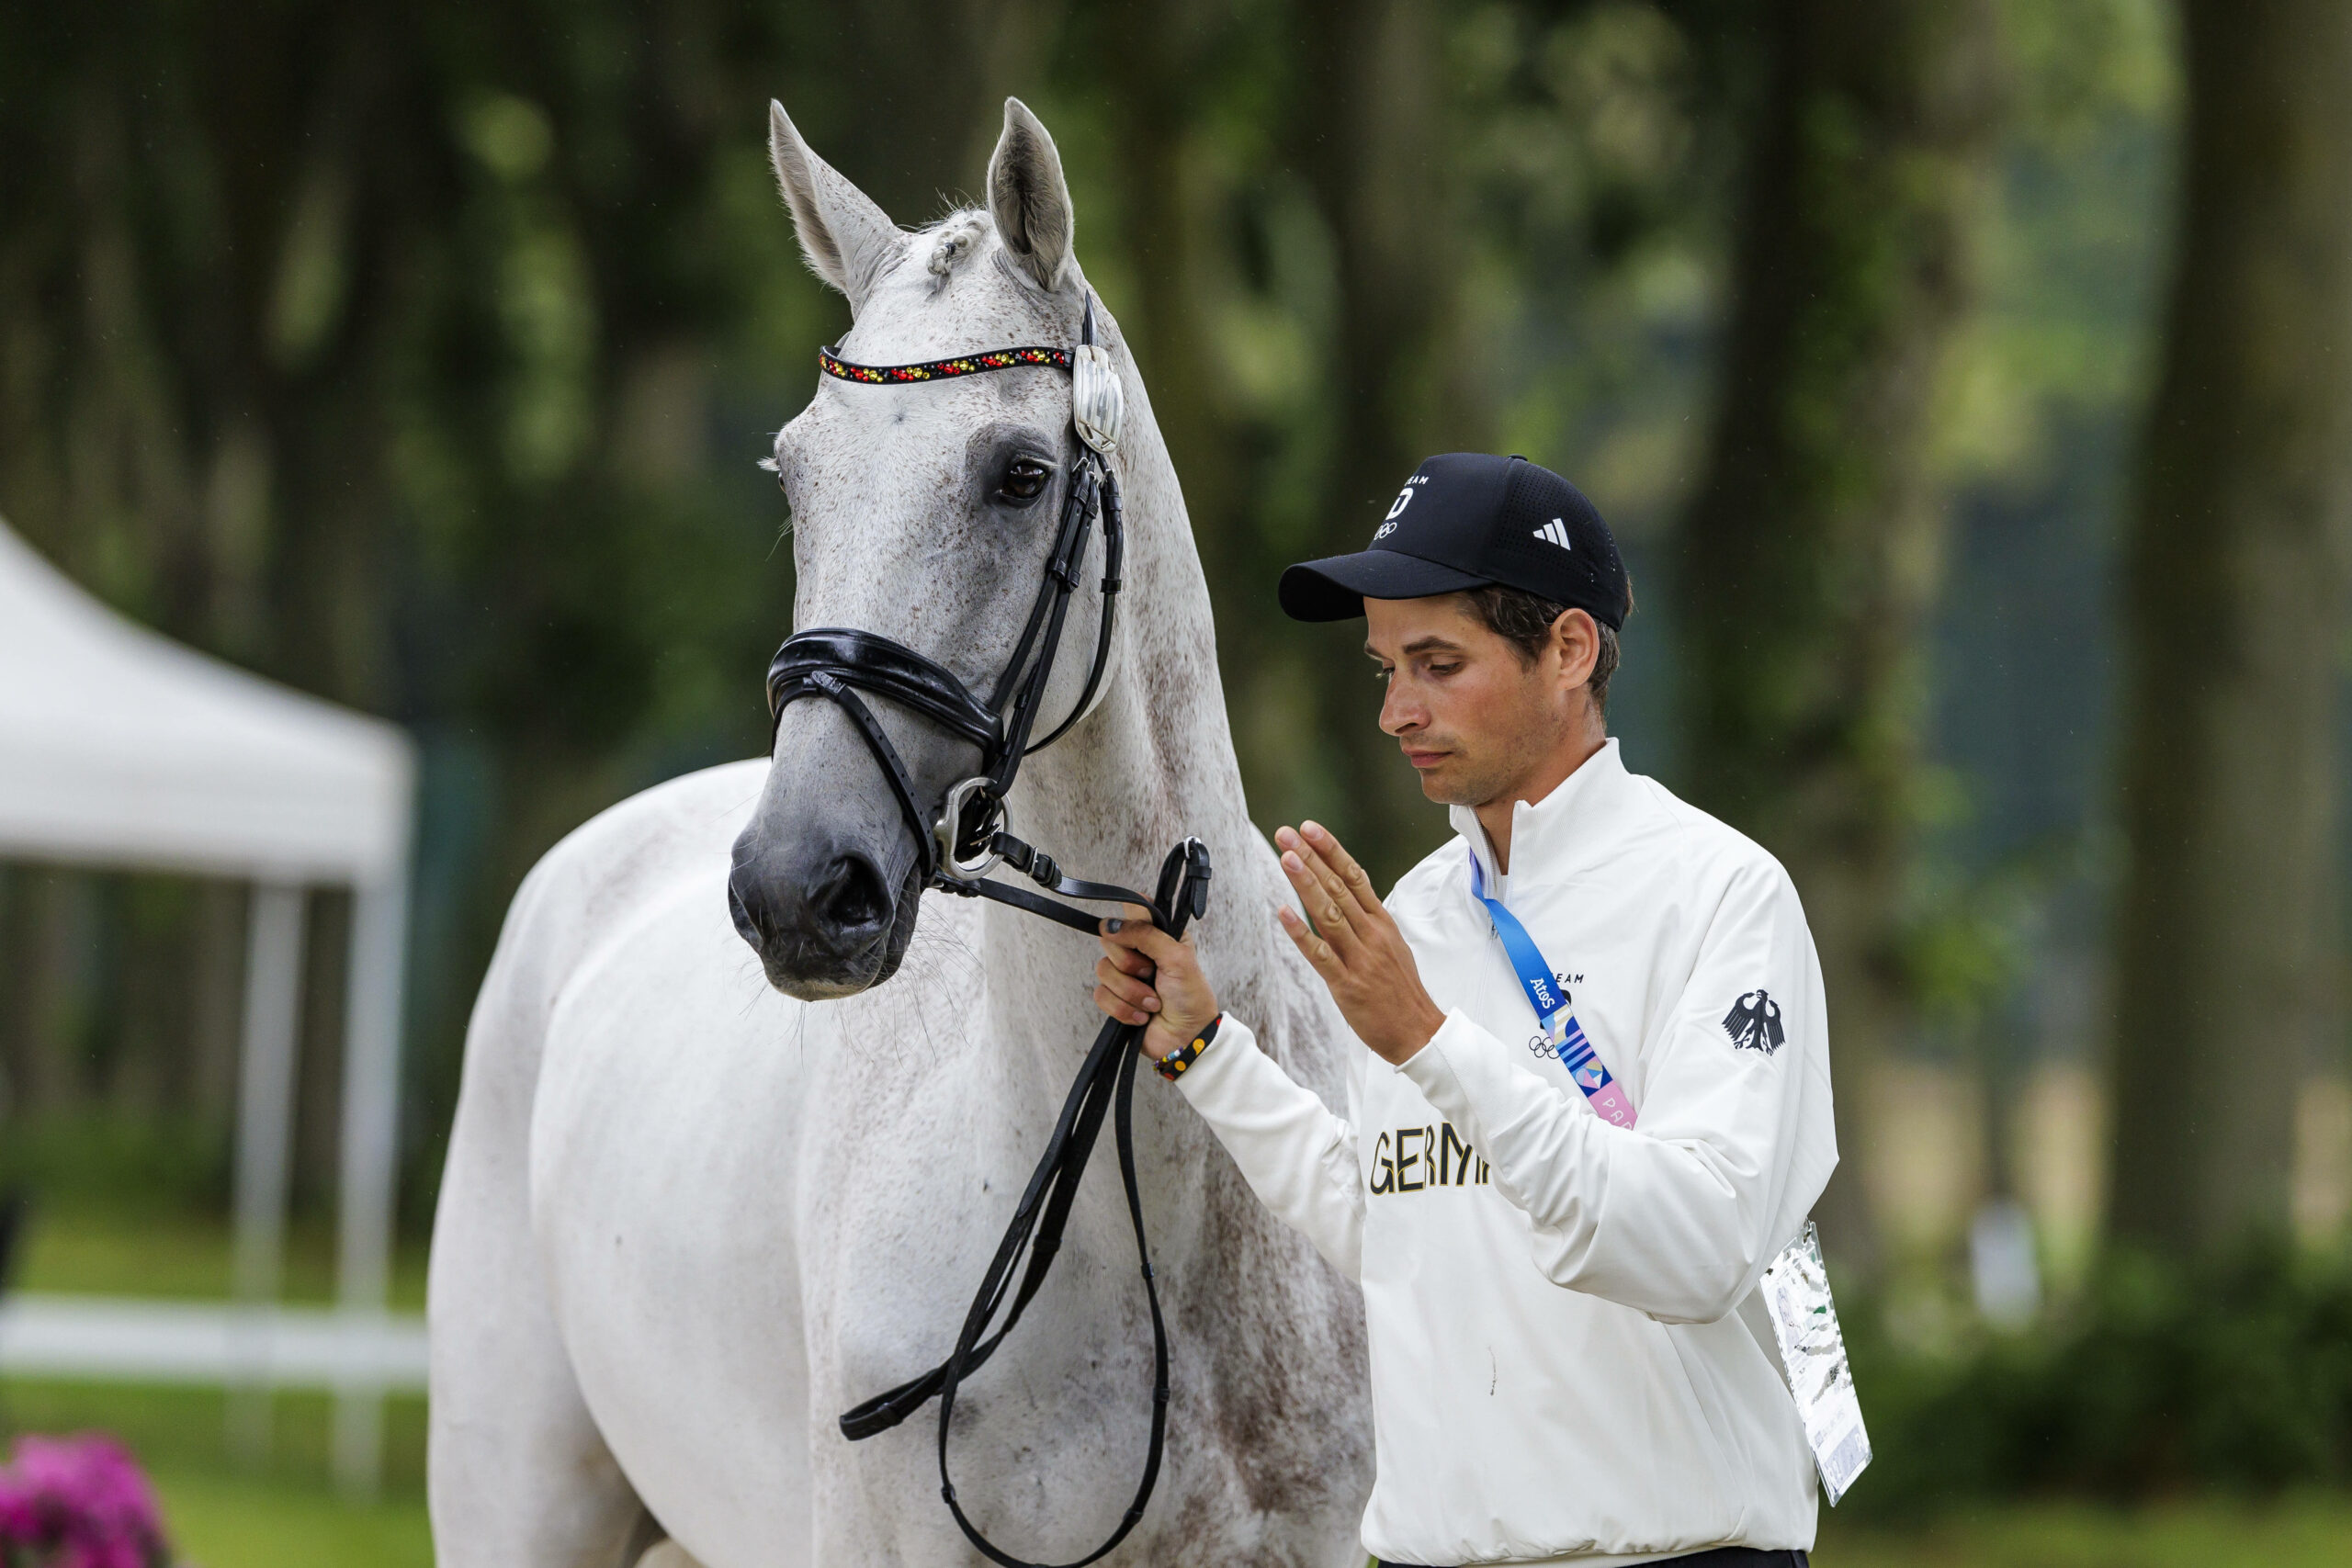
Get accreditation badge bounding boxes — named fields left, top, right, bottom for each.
left=1759, top=1222, right=1871, bottom=1505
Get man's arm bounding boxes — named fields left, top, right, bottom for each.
left=1278, top=826, right=1834, bottom=1325
left=1401, top=861, right=1833, bottom=1323
left=1096, top=914, right=1366, bottom=1279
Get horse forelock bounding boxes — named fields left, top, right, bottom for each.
left=923, top=209, right=991, bottom=278
left=836, top=204, right=1090, bottom=362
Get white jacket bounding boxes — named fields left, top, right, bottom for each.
left=1183, top=740, right=1838, bottom=1565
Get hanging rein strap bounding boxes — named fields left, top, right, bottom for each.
left=842, top=840, right=1209, bottom=1568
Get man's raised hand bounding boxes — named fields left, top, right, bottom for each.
left=1273, top=822, right=1447, bottom=1065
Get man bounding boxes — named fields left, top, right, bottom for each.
left=1095, top=453, right=1838, bottom=1568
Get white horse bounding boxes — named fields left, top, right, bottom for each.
left=427, top=97, right=1373, bottom=1567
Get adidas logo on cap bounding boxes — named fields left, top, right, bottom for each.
left=1532, top=518, right=1573, bottom=552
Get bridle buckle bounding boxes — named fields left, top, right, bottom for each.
left=933, top=775, right=1005, bottom=882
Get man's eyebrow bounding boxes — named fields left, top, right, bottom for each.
left=1364, top=635, right=1470, bottom=660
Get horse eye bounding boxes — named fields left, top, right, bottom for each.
left=1001, top=457, right=1051, bottom=502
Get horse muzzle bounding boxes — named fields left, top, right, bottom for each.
left=728, top=823, right=924, bottom=998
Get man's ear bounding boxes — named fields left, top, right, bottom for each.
left=1555, top=609, right=1601, bottom=691
left=987, top=97, right=1075, bottom=292
left=769, top=100, right=903, bottom=316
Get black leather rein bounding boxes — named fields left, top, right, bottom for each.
left=761, top=298, right=1208, bottom=1568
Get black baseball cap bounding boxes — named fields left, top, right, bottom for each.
left=1278, top=453, right=1628, bottom=629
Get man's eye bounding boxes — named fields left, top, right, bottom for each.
left=1001, top=457, right=1051, bottom=502
left=1426, top=662, right=1460, bottom=677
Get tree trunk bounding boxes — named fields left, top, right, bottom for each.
left=2106, top=0, right=2352, bottom=1260
left=1101, top=0, right=1228, bottom=579
left=1673, top=0, right=2006, bottom=1276
left=1292, top=0, right=1479, bottom=888
left=829, top=0, right=1061, bottom=221
left=5, top=869, right=96, bottom=1115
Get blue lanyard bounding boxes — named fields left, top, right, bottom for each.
left=1467, top=847, right=1637, bottom=1128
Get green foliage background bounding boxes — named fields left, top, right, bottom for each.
left=0, top=0, right=2264, bottom=1264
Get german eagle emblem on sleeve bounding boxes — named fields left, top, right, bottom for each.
left=1722, top=989, right=1785, bottom=1055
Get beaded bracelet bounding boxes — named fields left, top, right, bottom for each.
left=1154, top=1014, right=1223, bottom=1081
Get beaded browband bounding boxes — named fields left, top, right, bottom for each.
left=817, top=344, right=1073, bottom=383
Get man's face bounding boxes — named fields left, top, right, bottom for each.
left=1363, top=593, right=1590, bottom=807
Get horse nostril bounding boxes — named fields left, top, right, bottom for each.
left=729, top=876, right=766, bottom=947
left=814, top=853, right=892, bottom=933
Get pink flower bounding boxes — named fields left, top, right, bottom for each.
left=0, top=1468, right=37, bottom=1540
left=0, top=1434, right=170, bottom=1568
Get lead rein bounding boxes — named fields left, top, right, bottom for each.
left=845, top=838, right=1210, bottom=1568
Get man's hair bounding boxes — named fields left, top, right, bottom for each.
left=1464, top=582, right=1631, bottom=715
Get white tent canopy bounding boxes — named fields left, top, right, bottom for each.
left=0, top=523, right=410, bottom=881
left=0, top=518, right=413, bottom=1493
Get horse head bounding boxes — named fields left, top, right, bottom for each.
left=729, top=98, right=1122, bottom=1000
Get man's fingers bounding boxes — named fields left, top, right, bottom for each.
left=1093, top=983, right=1153, bottom=1028
left=1276, top=903, right=1343, bottom=978
left=1093, top=956, right=1161, bottom=1013
left=1303, top=820, right=1381, bottom=908
left=1095, top=938, right=1154, bottom=978
left=1124, top=922, right=1192, bottom=968
left=1283, top=825, right=1356, bottom=905
left=1278, top=829, right=1360, bottom=935
left=1297, top=821, right=1376, bottom=923
left=1101, top=905, right=1189, bottom=967
left=1278, top=852, right=1342, bottom=942
left=1283, top=841, right=1362, bottom=943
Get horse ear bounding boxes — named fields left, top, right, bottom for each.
left=988, top=98, right=1074, bottom=293
left=768, top=100, right=901, bottom=316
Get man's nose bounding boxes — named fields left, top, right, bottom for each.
left=1379, top=680, right=1422, bottom=737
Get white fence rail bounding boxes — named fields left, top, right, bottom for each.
left=0, top=1294, right=426, bottom=1391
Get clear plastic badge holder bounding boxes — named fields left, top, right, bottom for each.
left=1759, top=1221, right=1871, bottom=1505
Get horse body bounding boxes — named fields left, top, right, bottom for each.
left=429, top=99, right=1372, bottom=1567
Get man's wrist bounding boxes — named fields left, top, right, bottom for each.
left=1372, top=1000, right=1447, bottom=1066
left=1153, top=1014, right=1223, bottom=1081
left=1142, top=1004, right=1220, bottom=1060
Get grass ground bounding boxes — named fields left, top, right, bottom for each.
left=10, top=1200, right=429, bottom=1309
left=148, top=1466, right=431, bottom=1568
left=1816, top=1496, right=2352, bottom=1567
left=1, top=1377, right=430, bottom=1567
left=4, top=1202, right=433, bottom=1563
left=5, top=1373, right=2352, bottom=1566
left=7, top=1212, right=2352, bottom=1565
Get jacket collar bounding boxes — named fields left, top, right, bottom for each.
left=1451, top=737, right=1636, bottom=894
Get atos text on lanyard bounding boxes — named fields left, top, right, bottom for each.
left=1467, top=848, right=1637, bottom=1129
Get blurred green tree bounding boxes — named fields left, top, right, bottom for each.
left=1672, top=0, right=2007, bottom=1272
left=2106, top=0, right=2352, bottom=1259
left=0, top=0, right=2208, bottom=1288
left=0, top=0, right=847, bottom=1209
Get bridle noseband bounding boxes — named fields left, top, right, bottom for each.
left=760, top=295, right=1208, bottom=1568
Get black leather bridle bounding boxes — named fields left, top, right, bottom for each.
left=762, top=296, right=1209, bottom=1568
